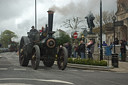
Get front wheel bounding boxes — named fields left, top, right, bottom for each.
left=57, top=47, right=68, bottom=70
left=31, top=45, right=40, bottom=70
left=19, top=36, right=29, bottom=66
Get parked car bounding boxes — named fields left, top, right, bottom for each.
left=0, top=48, right=9, bottom=53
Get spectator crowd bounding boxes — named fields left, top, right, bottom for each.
left=63, top=39, right=95, bottom=60
left=63, top=38, right=128, bottom=62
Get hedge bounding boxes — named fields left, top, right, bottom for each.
left=68, top=58, right=107, bottom=66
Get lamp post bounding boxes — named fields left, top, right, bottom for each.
left=100, top=0, right=103, bottom=60
left=112, top=16, right=116, bottom=53
left=35, top=0, right=37, bottom=29
left=111, top=16, right=119, bottom=68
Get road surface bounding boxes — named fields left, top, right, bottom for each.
left=0, top=52, right=128, bottom=85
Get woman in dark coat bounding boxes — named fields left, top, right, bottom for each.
left=120, top=40, right=126, bottom=61
left=65, top=42, right=72, bottom=58
left=79, top=40, right=85, bottom=59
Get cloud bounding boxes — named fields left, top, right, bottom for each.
left=48, top=0, right=117, bottom=30
left=0, top=0, right=117, bottom=41
left=49, top=0, right=117, bottom=17
left=49, top=1, right=87, bottom=17
left=0, top=0, right=34, bottom=22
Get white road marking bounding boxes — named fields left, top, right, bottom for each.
left=0, top=68, right=8, bottom=70
left=0, top=83, right=32, bottom=85
left=100, top=71, right=109, bottom=73
left=0, top=78, right=74, bottom=85
left=69, top=70, right=78, bottom=72
left=105, top=79, right=123, bottom=85
left=82, top=70, right=94, bottom=72
left=14, top=68, right=26, bottom=71
left=115, top=72, right=128, bottom=74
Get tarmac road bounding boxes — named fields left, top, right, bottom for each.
left=0, top=52, right=128, bottom=85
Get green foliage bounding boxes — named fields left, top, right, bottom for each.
left=0, top=30, right=17, bottom=48
left=68, top=58, right=107, bottom=66
left=68, top=58, right=74, bottom=63
left=56, top=31, right=71, bottom=46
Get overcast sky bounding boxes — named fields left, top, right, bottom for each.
left=0, top=0, right=117, bottom=40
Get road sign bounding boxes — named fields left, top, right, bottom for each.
left=73, top=32, right=78, bottom=39
left=115, top=21, right=124, bottom=26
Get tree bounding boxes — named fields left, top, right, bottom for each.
left=0, top=30, right=17, bottom=47
left=94, top=11, right=114, bottom=27
left=56, top=31, right=71, bottom=46
left=93, top=11, right=115, bottom=34
left=63, top=17, right=84, bottom=30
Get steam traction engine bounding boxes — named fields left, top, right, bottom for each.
left=19, top=10, right=68, bottom=70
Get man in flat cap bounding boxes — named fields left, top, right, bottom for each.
left=30, top=26, right=36, bottom=32
left=28, top=26, right=39, bottom=42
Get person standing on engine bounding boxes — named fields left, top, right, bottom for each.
left=40, top=26, right=47, bottom=40
left=29, top=26, right=39, bottom=42
left=39, top=26, right=45, bottom=33
left=30, top=26, right=38, bottom=33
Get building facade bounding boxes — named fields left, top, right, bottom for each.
left=116, top=0, right=128, bottom=41
left=105, top=0, right=128, bottom=45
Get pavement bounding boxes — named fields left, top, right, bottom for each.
left=110, top=61, right=128, bottom=72
left=55, top=58, right=128, bottom=72
left=67, top=60, right=128, bottom=73
left=67, top=63, right=113, bottom=71
left=66, top=55, right=128, bottom=72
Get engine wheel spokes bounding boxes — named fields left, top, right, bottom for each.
left=31, top=45, right=40, bottom=70
left=43, top=55, right=55, bottom=67
left=57, top=47, right=68, bottom=70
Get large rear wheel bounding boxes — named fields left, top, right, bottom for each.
left=57, top=47, right=68, bottom=70
left=19, top=36, right=30, bottom=66
left=31, top=45, right=40, bottom=70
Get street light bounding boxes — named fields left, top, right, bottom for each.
left=100, top=0, right=103, bottom=60
left=35, top=0, right=37, bottom=29
left=112, top=16, right=119, bottom=68
left=112, top=16, right=116, bottom=53
left=112, top=16, right=116, bottom=21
